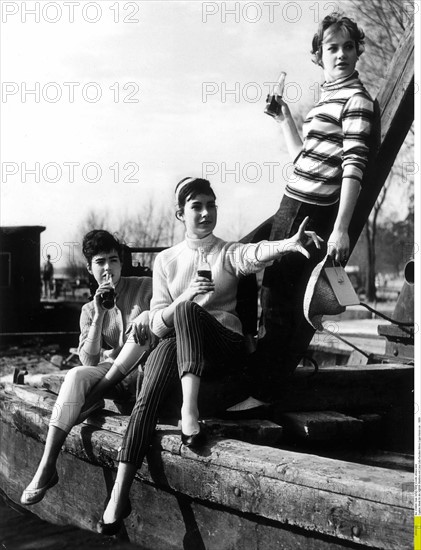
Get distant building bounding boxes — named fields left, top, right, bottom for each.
left=0, top=226, right=45, bottom=332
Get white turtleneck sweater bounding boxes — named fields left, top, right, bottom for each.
left=150, top=233, right=273, bottom=337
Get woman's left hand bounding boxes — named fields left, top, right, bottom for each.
left=327, top=228, right=349, bottom=264
left=77, top=377, right=111, bottom=423
left=287, top=216, right=324, bottom=259
left=126, top=311, right=150, bottom=345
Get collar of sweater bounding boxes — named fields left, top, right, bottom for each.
left=185, top=232, right=218, bottom=251
left=322, top=70, right=360, bottom=92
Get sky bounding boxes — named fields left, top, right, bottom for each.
left=0, top=0, right=418, bottom=268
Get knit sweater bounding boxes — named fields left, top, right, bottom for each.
left=78, top=276, right=152, bottom=366
left=150, top=233, right=273, bottom=338
left=285, top=71, right=374, bottom=206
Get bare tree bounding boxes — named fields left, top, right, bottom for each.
left=117, top=199, right=179, bottom=269
left=66, top=202, right=180, bottom=277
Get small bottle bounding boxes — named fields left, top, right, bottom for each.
left=264, top=71, right=287, bottom=118
left=100, top=274, right=116, bottom=310
left=197, top=247, right=212, bottom=281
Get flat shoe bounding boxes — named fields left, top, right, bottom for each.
left=20, top=470, right=59, bottom=506
left=181, top=422, right=206, bottom=448
left=96, top=499, right=132, bottom=536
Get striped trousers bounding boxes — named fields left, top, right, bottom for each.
left=118, top=300, right=244, bottom=466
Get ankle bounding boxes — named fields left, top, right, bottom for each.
left=181, top=404, right=199, bottom=420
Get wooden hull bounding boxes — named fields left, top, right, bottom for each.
left=0, top=373, right=413, bottom=550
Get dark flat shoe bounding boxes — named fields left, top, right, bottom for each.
left=181, top=421, right=206, bottom=448
left=96, top=499, right=132, bottom=536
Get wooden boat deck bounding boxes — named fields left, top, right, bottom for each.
left=0, top=361, right=414, bottom=550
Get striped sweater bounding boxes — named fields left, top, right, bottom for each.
left=150, top=233, right=273, bottom=338
left=285, top=71, right=374, bottom=206
left=78, top=276, right=152, bottom=366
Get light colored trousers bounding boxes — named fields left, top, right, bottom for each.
left=49, top=363, right=137, bottom=433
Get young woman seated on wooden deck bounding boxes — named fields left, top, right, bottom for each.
left=95, top=177, right=323, bottom=535
left=20, top=230, right=152, bottom=506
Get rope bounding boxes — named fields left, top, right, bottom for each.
left=359, top=302, right=414, bottom=329
left=321, top=327, right=372, bottom=359
left=321, top=325, right=414, bottom=365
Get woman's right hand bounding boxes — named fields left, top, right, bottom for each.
left=272, top=97, right=292, bottom=123
left=92, top=280, right=114, bottom=314
left=181, top=276, right=215, bottom=301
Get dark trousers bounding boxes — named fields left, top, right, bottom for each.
left=118, top=301, right=244, bottom=466
left=257, top=196, right=338, bottom=385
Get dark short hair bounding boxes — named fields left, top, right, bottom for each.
left=82, top=230, right=123, bottom=266
left=175, top=177, right=216, bottom=216
left=311, top=12, right=365, bottom=66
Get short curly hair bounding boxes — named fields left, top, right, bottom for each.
left=311, top=12, right=365, bottom=67
left=82, top=230, right=123, bottom=266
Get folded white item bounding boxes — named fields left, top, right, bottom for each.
left=226, top=396, right=268, bottom=412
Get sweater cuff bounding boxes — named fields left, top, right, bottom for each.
left=342, top=163, right=363, bottom=184
left=151, top=310, right=171, bottom=338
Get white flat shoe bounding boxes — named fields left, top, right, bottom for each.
left=20, top=470, right=59, bottom=505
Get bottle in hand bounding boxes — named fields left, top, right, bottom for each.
left=100, top=275, right=116, bottom=309
left=264, top=71, right=286, bottom=118
left=197, top=247, right=212, bottom=281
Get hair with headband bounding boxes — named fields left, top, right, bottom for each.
left=311, top=12, right=365, bottom=67
left=175, top=177, right=216, bottom=218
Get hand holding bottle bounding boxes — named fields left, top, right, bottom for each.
left=98, top=274, right=116, bottom=310
left=264, top=71, right=287, bottom=118
left=180, top=248, right=214, bottom=301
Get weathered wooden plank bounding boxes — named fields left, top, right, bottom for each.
left=149, top=449, right=412, bottom=550
left=0, top=389, right=413, bottom=549
left=37, top=363, right=414, bottom=415
left=201, top=418, right=282, bottom=446
left=0, top=417, right=412, bottom=550
left=0, top=389, right=411, bottom=511
left=5, top=385, right=283, bottom=446
left=279, top=411, right=363, bottom=441
left=0, top=426, right=370, bottom=550
left=325, top=450, right=414, bottom=474
left=5, top=377, right=407, bottom=451
left=271, top=364, right=413, bottom=413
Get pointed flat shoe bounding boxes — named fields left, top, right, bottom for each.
left=20, top=470, right=59, bottom=506
left=181, top=421, right=206, bottom=448
left=96, top=499, right=132, bottom=536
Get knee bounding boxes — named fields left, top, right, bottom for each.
left=144, top=339, right=176, bottom=372
left=174, top=300, right=199, bottom=325
left=62, top=366, right=90, bottom=390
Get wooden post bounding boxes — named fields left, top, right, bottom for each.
left=348, top=20, right=414, bottom=249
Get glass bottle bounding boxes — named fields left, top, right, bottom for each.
left=100, top=274, right=116, bottom=309
left=197, top=247, right=212, bottom=281
left=264, top=71, right=287, bottom=118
